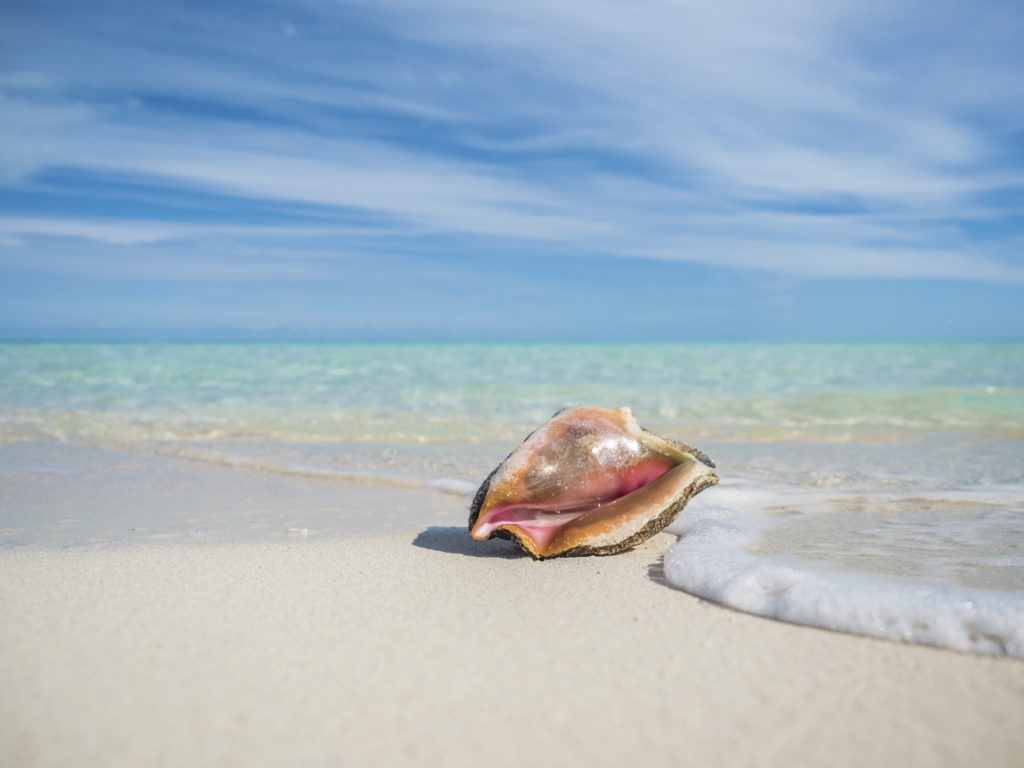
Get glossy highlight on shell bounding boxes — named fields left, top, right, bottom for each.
left=468, top=406, right=718, bottom=559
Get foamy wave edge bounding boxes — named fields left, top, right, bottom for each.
left=663, top=488, right=1024, bottom=658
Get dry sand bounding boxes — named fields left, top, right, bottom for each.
left=2, top=529, right=1023, bottom=767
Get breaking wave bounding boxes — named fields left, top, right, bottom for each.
left=663, top=486, right=1024, bottom=658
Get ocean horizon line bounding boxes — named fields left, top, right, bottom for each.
left=2, top=336, right=1022, bottom=346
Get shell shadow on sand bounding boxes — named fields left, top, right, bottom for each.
left=646, top=555, right=677, bottom=589
left=412, top=526, right=525, bottom=559
left=414, top=526, right=693, bottom=593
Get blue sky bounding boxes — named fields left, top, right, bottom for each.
left=1, top=0, right=1022, bottom=340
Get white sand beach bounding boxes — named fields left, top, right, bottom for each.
left=2, top=529, right=1022, bottom=768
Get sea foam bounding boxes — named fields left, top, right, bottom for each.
left=663, top=486, right=1024, bottom=658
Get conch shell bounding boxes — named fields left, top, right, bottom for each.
left=469, top=406, right=717, bottom=559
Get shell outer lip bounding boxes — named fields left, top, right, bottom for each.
left=467, top=409, right=718, bottom=560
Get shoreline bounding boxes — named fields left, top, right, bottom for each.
left=2, top=531, right=1023, bottom=767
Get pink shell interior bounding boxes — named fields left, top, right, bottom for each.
left=471, top=457, right=675, bottom=550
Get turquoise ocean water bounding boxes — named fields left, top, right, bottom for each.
left=2, top=342, right=1022, bottom=443
left=2, top=342, right=1022, bottom=656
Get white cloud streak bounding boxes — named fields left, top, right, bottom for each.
left=0, top=0, right=1022, bottom=283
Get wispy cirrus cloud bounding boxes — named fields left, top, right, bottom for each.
left=1, top=0, right=1022, bottom=338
